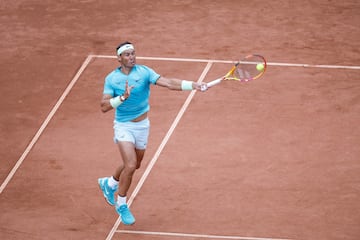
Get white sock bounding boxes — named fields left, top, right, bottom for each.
left=107, top=176, right=118, bottom=189
left=117, top=195, right=127, bottom=206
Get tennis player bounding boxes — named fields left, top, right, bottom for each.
left=98, top=41, right=207, bottom=225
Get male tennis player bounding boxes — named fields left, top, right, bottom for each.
left=98, top=41, right=207, bottom=225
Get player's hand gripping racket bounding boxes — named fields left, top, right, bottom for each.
left=203, top=54, right=267, bottom=90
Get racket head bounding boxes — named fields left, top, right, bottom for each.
left=226, top=54, right=267, bottom=82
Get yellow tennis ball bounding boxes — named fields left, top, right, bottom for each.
left=256, top=63, right=264, bottom=71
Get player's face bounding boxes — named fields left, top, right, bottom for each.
left=119, top=49, right=136, bottom=68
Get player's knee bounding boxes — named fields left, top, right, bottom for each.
left=124, top=163, right=137, bottom=174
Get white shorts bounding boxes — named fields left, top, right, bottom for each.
left=113, top=118, right=150, bottom=150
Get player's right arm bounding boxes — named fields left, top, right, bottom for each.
left=101, top=80, right=133, bottom=113
left=100, top=94, right=114, bottom=113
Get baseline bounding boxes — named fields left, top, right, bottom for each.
left=117, top=230, right=292, bottom=240
left=94, top=55, right=360, bottom=70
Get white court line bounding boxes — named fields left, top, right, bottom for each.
left=94, top=54, right=360, bottom=70
left=105, top=61, right=214, bottom=240
left=0, top=55, right=94, bottom=194
left=117, top=230, right=292, bottom=240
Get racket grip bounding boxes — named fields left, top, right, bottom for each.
left=206, top=78, right=222, bottom=88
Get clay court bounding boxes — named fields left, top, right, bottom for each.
left=1, top=1, right=359, bottom=240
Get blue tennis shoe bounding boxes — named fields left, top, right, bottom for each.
left=115, top=203, right=136, bottom=225
left=98, top=177, right=117, bottom=206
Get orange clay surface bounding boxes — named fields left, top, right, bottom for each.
left=0, top=1, right=359, bottom=240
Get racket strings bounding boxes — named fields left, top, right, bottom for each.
left=229, top=64, right=254, bottom=81
left=233, top=68, right=251, bottom=81
left=234, top=56, right=265, bottom=81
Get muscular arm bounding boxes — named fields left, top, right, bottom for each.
left=100, top=80, right=133, bottom=113
left=100, top=94, right=113, bottom=113
left=155, top=76, right=202, bottom=90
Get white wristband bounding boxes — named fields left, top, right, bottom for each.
left=181, top=80, right=193, bottom=91
left=109, top=96, right=123, bottom=108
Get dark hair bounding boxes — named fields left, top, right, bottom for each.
left=116, top=41, right=133, bottom=53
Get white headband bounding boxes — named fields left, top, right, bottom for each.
left=117, top=44, right=135, bottom=55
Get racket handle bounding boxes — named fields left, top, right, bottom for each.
left=206, top=78, right=222, bottom=88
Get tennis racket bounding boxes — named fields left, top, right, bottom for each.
left=205, top=54, right=267, bottom=89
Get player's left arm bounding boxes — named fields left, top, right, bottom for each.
left=155, top=76, right=206, bottom=91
